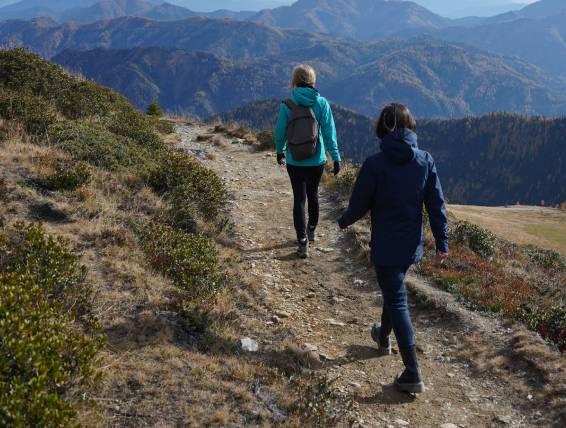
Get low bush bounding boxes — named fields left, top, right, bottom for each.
left=451, top=221, right=496, bottom=258
left=139, top=222, right=223, bottom=311
left=42, top=161, right=92, bottom=191
left=49, top=121, right=154, bottom=173
left=0, top=92, right=56, bottom=136
left=516, top=304, right=566, bottom=351
left=526, top=246, right=565, bottom=271
left=255, top=130, right=274, bottom=151
left=146, top=99, right=163, bottom=118
left=0, top=223, right=102, bottom=426
left=106, top=109, right=161, bottom=150
left=149, top=149, right=226, bottom=225
left=155, top=119, right=174, bottom=135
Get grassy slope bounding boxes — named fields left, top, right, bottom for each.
left=450, top=205, right=566, bottom=256
left=0, top=49, right=342, bottom=426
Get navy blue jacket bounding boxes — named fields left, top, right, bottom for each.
left=338, top=129, right=448, bottom=266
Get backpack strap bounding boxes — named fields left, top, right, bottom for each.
left=282, top=99, right=298, bottom=113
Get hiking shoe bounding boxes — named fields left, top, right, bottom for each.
left=307, top=225, right=316, bottom=242
left=395, top=346, right=425, bottom=393
left=371, top=323, right=392, bottom=355
left=394, top=369, right=425, bottom=394
left=297, top=238, right=309, bottom=259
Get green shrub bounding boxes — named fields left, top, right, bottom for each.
left=146, top=99, right=163, bottom=117
left=139, top=222, right=223, bottom=310
left=149, top=149, right=226, bottom=224
left=156, top=119, right=174, bottom=135
left=0, top=49, right=129, bottom=122
left=106, top=109, right=161, bottom=150
left=516, top=303, right=566, bottom=351
left=255, top=130, right=274, bottom=151
left=42, top=161, right=92, bottom=191
left=452, top=221, right=496, bottom=258
left=526, top=246, right=565, bottom=271
left=0, top=92, right=56, bottom=136
left=49, top=121, right=154, bottom=173
left=0, top=223, right=102, bottom=426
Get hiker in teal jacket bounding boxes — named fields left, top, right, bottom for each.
left=274, top=64, right=341, bottom=258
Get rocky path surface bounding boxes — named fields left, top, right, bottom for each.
left=176, top=123, right=547, bottom=428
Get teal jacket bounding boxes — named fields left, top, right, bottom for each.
left=274, top=87, right=341, bottom=167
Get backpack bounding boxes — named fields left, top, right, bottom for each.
left=283, top=99, right=319, bottom=161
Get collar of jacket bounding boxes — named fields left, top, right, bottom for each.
left=380, top=128, right=418, bottom=164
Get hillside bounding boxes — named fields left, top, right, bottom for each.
left=0, top=48, right=564, bottom=427
left=215, top=100, right=566, bottom=206
left=449, top=205, right=566, bottom=257
left=251, top=0, right=450, bottom=39
left=50, top=33, right=566, bottom=118
left=434, top=11, right=566, bottom=77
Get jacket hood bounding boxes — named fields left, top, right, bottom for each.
left=292, top=87, right=320, bottom=107
left=380, top=128, right=418, bottom=164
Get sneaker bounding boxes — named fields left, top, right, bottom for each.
left=307, top=225, right=316, bottom=242
left=394, top=369, right=425, bottom=394
left=371, top=323, right=392, bottom=355
left=297, top=238, right=309, bottom=259
left=395, top=346, right=425, bottom=393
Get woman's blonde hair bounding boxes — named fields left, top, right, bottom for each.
left=291, top=64, right=317, bottom=88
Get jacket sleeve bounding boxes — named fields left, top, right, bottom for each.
left=321, top=100, right=341, bottom=162
left=424, top=157, right=449, bottom=253
left=338, top=159, right=376, bottom=228
left=274, top=103, right=289, bottom=155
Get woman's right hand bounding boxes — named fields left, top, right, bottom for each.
left=277, top=153, right=286, bottom=166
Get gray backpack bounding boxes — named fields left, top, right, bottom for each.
left=283, top=99, right=319, bottom=161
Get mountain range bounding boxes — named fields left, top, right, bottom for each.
left=52, top=36, right=566, bottom=118
left=214, top=100, right=566, bottom=206
left=0, top=0, right=254, bottom=21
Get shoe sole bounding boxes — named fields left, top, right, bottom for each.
left=394, top=379, right=426, bottom=394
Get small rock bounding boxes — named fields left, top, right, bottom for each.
left=240, top=337, right=258, bottom=352
left=527, top=394, right=533, bottom=400
left=494, top=415, right=512, bottom=425
left=353, top=279, right=366, bottom=287
left=349, top=381, right=362, bottom=389
left=394, top=419, right=409, bottom=426
left=317, top=247, right=334, bottom=253
left=303, top=343, right=319, bottom=352
left=271, top=315, right=282, bottom=324
left=325, top=318, right=346, bottom=327
left=275, top=310, right=290, bottom=318
left=440, top=424, right=459, bottom=428
left=447, top=372, right=455, bottom=378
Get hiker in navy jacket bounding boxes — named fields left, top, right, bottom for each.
left=338, top=103, right=449, bottom=394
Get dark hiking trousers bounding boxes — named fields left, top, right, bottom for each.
left=375, top=265, right=416, bottom=348
left=287, top=164, right=325, bottom=241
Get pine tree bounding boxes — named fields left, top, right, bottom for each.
left=146, top=99, right=163, bottom=117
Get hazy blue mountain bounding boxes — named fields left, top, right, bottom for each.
left=0, top=16, right=333, bottom=58
left=170, top=1, right=291, bottom=11
left=434, top=11, right=566, bottom=77
left=52, top=37, right=566, bottom=118
left=251, top=0, right=452, bottom=39
left=216, top=99, right=566, bottom=206
left=415, top=0, right=529, bottom=18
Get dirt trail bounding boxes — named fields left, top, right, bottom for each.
left=176, top=123, right=550, bottom=427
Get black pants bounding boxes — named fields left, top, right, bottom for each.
left=287, top=164, right=325, bottom=241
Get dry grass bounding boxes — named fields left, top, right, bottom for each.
left=0, top=129, right=333, bottom=426
left=449, top=204, right=566, bottom=256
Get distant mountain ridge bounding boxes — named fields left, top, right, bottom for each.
left=215, top=99, right=566, bottom=206
left=51, top=36, right=566, bottom=118
left=251, top=0, right=452, bottom=39
left=0, top=0, right=252, bottom=22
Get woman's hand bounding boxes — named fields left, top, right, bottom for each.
left=435, top=251, right=448, bottom=265
left=277, top=153, right=286, bottom=166
left=333, top=161, right=341, bottom=176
